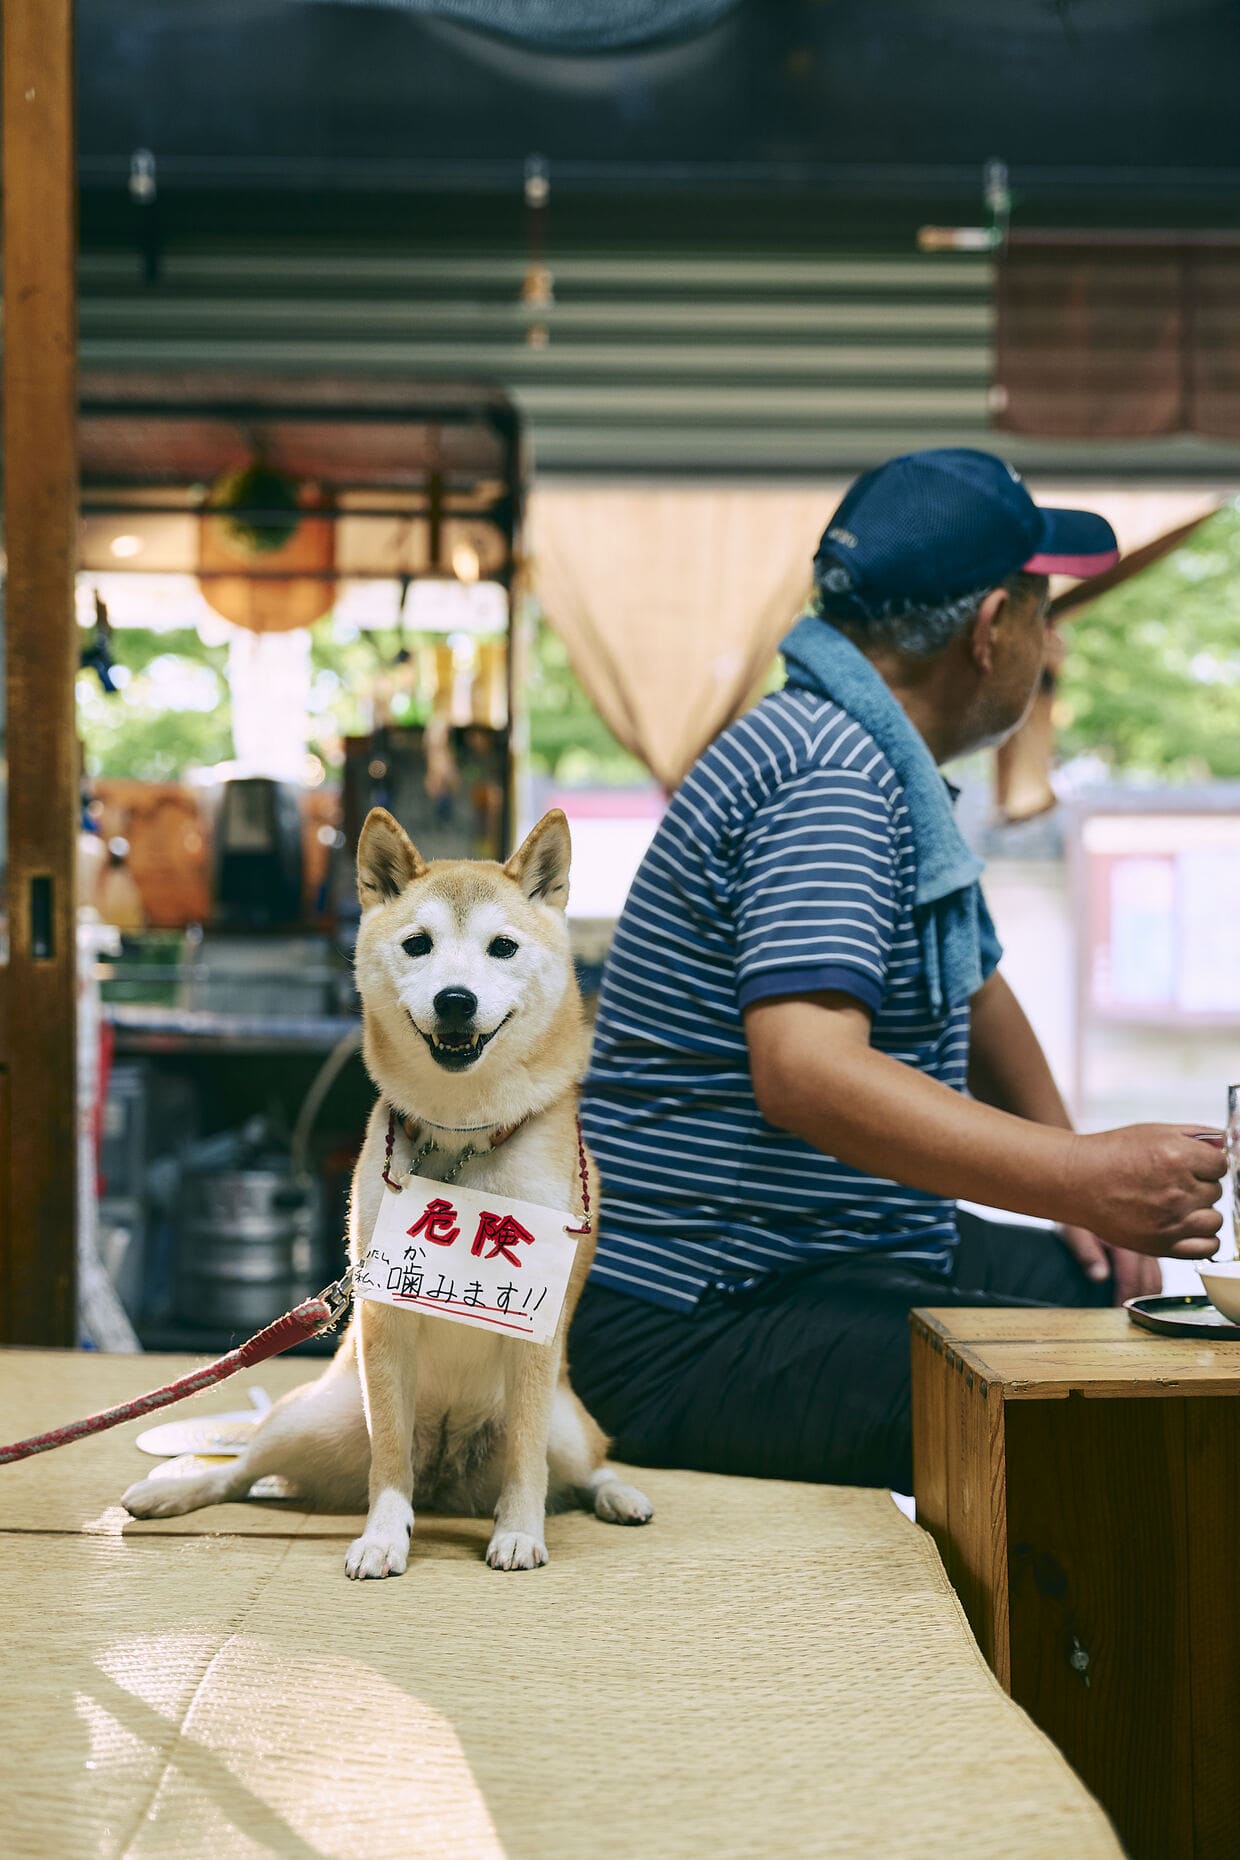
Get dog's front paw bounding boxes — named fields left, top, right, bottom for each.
left=345, top=1532, right=409, bottom=1580
left=486, top=1529, right=548, bottom=1571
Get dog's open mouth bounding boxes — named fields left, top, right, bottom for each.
left=415, top=1013, right=512, bottom=1072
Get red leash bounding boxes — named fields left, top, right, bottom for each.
left=1, top=1119, right=593, bottom=1469
left=0, top=1272, right=354, bottom=1467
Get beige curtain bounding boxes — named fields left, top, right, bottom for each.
left=528, top=485, right=840, bottom=789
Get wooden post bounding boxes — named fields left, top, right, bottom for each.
left=1, top=0, right=79, bottom=1343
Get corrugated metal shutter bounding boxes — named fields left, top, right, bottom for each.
left=75, top=246, right=1240, bottom=479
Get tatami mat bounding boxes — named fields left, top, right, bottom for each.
left=0, top=1349, right=1121, bottom=1858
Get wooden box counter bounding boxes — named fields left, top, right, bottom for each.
left=911, top=1305, right=1240, bottom=1860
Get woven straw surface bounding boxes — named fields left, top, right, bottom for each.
left=0, top=1349, right=1121, bottom=1859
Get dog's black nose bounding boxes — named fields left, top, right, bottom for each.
left=434, top=987, right=478, bottom=1024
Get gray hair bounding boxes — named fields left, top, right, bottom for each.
left=811, top=571, right=1046, bottom=659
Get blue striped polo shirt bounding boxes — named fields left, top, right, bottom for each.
left=580, top=684, right=999, bottom=1312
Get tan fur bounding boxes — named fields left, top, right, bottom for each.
left=122, top=808, right=652, bottom=1575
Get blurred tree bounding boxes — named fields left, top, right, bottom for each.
left=77, top=627, right=232, bottom=781
left=307, top=611, right=652, bottom=784
left=306, top=621, right=400, bottom=756
left=525, top=620, right=648, bottom=786
left=1058, top=504, right=1240, bottom=781
left=77, top=608, right=656, bottom=788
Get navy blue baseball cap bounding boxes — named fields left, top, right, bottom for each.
left=813, top=449, right=1120, bottom=619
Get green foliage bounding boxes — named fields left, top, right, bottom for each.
left=77, top=627, right=233, bottom=782
left=80, top=618, right=433, bottom=783
left=1058, top=504, right=1240, bottom=781
left=305, top=618, right=642, bottom=783
left=77, top=608, right=654, bottom=789
left=210, top=464, right=303, bottom=553
left=524, top=620, right=649, bottom=786
left=308, top=622, right=414, bottom=751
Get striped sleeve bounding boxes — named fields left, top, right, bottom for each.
left=734, top=765, right=898, bottom=1014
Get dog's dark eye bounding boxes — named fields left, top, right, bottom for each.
left=488, top=936, right=519, bottom=960
left=402, top=931, right=433, bottom=959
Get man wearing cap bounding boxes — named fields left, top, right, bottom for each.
left=569, top=449, right=1225, bottom=1494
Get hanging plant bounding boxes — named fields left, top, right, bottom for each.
left=209, top=462, right=303, bottom=553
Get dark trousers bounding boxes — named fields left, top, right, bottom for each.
left=568, top=1212, right=1112, bottom=1494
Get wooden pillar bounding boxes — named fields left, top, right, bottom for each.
left=1, top=0, right=79, bottom=1344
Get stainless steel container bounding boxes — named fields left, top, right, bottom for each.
left=176, top=1166, right=318, bottom=1331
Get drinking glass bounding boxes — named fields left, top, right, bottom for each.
left=1228, top=1085, right=1240, bottom=1258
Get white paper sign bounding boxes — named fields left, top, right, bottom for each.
left=354, top=1174, right=581, bottom=1345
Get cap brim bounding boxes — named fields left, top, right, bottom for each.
left=1023, top=506, right=1120, bottom=578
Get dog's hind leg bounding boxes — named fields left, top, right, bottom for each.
left=122, top=1355, right=369, bottom=1521
left=547, top=1385, right=653, bottom=1526
left=121, top=1453, right=253, bottom=1520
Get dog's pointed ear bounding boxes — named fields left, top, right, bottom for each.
left=505, top=810, right=571, bottom=911
left=357, top=807, right=425, bottom=907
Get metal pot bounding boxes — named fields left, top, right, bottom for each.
left=175, top=1165, right=319, bottom=1331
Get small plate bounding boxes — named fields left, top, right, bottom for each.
left=134, top=1386, right=272, bottom=1458
left=1125, top=1294, right=1240, bottom=1339
left=134, top=1416, right=260, bottom=1458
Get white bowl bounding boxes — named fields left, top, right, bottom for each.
left=1198, top=1262, right=1240, bottom=1324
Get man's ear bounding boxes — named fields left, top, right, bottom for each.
left=357, top=807, right=425, bottom=907
left=969, top=586, right=1009, bottom=676
left=505, top=810, right=571, bottom=911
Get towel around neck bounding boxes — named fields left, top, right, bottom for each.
left=779, top=613, right=1000, bottom=1014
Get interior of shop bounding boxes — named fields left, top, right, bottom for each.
left=71, top=377, right=527, bottom=1352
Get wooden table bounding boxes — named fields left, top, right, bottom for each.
left=911, top=1306, right=1240, bottom=1860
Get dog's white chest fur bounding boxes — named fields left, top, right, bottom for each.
left=350, top=1105, right=576, bottom=1484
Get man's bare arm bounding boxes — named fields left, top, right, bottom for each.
left=743, top=992, right=1222, bottom=1259
left=966, top=969, right=1164, bottom=1294
left=967, top=968, right=1071, bottom=1128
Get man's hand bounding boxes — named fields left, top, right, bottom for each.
left=964, top=974, right=1220, bottom=1280
left=1059, top=1224, right=1162, bottom=1306
left=1066, top=1125, right=1225, bottom=1258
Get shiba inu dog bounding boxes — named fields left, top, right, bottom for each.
left=122, top=808, right=652, bottom=1576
